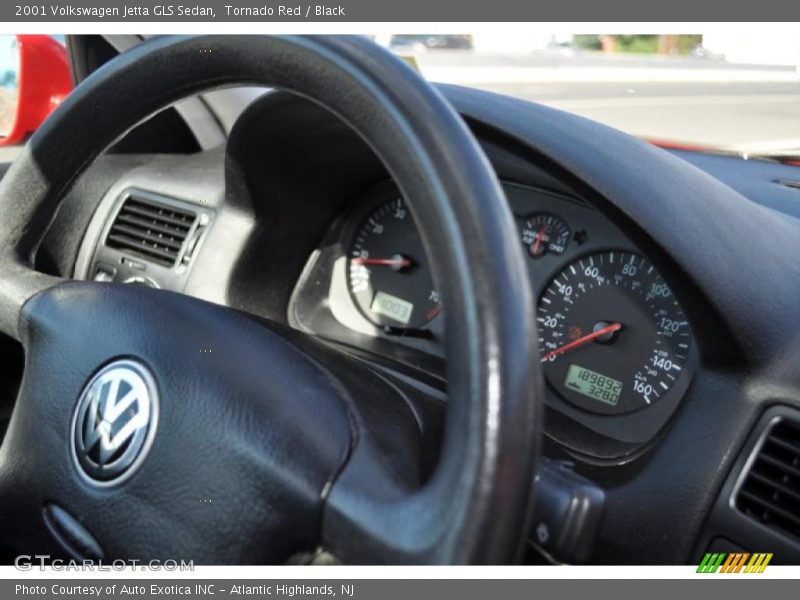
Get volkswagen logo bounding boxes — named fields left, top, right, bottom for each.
left=70, top=359, right=159, bottom=486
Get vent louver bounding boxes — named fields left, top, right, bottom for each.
left=106, top=194, right=197, bottom=267
left=736, top=417, right=800, bottom=541
left=776, top=179, right=800, bottom=191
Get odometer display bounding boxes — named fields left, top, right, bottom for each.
left=370, top=291, right=414, bottom=325
left=564, top=364, right=622, bottom=406
left=538, top=250, right=691, bottom=415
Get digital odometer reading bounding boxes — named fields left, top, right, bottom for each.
left=371, top=291, right=414, bottom=325
left=537, top=250, right=692, bottom=415
left=565, top=364, right=622, bottom=406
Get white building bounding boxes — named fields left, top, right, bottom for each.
left=702, top=32, right=800, bottom=67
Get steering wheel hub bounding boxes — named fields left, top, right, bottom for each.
left=1, top=282, right=354, bottom=563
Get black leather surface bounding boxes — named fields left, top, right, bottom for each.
left=0, top=282, right=352, bottom=563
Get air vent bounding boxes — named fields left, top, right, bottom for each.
left=736, top=417, right=800, bottom=541
left=106, top=194, right=197, bottom=267
left=776, top=179, right=800, bottom=191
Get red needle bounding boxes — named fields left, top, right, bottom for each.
left=352, top=257, right=411, bottom=267
left=532, top=224, right=547, bottom=256
left=540, top=322, right=622, bottom=362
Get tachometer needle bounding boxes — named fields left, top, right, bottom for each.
left=540, top=322, right=622, bottom=362
left=352, top=257, right=412, bottom=267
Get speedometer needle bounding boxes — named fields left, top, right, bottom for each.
left=540, top=322, right=622, bottom=362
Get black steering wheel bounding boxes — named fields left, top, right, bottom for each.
left=0, top=35, right=540, bottom=564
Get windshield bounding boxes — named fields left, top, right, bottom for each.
left=382, top=32, right=800, bottom=159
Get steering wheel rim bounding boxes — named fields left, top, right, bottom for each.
left=0, top=35, right=540, bottom=563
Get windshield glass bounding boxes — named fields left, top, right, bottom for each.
left=382, top=32, right=800, bottom=159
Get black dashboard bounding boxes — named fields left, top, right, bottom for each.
left=23, top=84, right=800, bottom=564
left=64, top=90, right=707, bottom=466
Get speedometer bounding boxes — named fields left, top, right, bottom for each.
left=537, top=250, right=691, bottom=415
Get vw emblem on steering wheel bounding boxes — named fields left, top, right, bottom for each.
left=70, top=359, right=159, bottom=486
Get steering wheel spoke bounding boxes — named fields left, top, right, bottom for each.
left=0, top=258, right=62, bottom=340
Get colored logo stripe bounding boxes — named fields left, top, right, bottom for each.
left=697, top=552, right=773, bottom=573
left=697, top=553, right=726, bottom=573
left=745, top=553, right=773, bottom=573
left=720, top=553, right=749, bottom=573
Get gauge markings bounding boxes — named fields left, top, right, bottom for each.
left=521, top=213, right=571, bottom=258
left=347, top=197, right=440, bottom=330
left=537, top=250, right=692, bottom=415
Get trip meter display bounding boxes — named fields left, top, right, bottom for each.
left=564, top=364, right=623, bottom=406
left=537, top=250, right=691, bottom=415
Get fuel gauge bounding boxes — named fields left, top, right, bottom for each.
left=521, top=213, right=571, bottom=258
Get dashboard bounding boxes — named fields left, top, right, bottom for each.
left=61, top=96, right=704, bottom=466
left=71, top=153, right=699, bottom=464
left=64, top=90, right=707, bottom=467
left=289, top=178, right=697, bottom=462
left=26, top=81, right=798, bottom=564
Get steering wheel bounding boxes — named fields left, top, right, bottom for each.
left=0, top=36, right=539, bottom=564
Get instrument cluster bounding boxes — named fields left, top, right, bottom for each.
left=289, top=180, right=697, bottom=461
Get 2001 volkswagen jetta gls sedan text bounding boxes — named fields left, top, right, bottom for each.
left=0, top=34, right=798, bottom=565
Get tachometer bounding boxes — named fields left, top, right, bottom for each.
left=348, top=198, right=441, bottom=330
left=537, top=250, right=691, bottom=415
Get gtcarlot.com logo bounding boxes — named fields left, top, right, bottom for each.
left=696, top=552, right=773, bottom=573
left=14, top=555, right=194, bottom=572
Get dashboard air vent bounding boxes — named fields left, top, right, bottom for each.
left=736, top=416, right=800, bottom=541
left=776, top=179, right=800, bottom=191
left=106, top=194, right=197, bottom=267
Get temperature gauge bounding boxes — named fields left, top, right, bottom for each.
left=521, top=213, right=571, bottom=258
